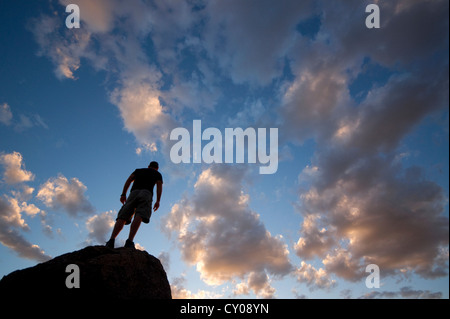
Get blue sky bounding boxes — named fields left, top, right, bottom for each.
left=0, top=0, right=448, bottom=299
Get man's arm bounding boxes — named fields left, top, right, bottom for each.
left=153, top=180, right=163, bottom=211
left=120, top=173, right=135, bottom=204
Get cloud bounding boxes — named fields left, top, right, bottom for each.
left=170, top=276, right=224, bottom=299
left=0, top=103, right=12, bottom=126
left=296, top=151, right=449, bottom=281
left=163, top=166, right=292, bottom=295
left=295, top=261, right=336, bottom=291
left=30, top=13, right=94, bottom=80
left=268, top=0, right=450, bottom=292
left=294, top=214, right=335, bottom=260
left=360, top=286, right=443, bottom=299
left=37, top=174, right=95, bottom=217
left=0, top=103, right=48, bottom=132
left=233, top=271, right=276, bottom=299
left=158, top=251, right=170, bottom=272
left=28, top=0, right=448, bottom=296
left=280, top=55, right=352, bottom=143
left=343, top=72, right=448, bottom=154
left=162, top=68, right=221, bottom=114
left=59, top=0, right=153, bottom=35
left=19, top=201, right=42, bottom=218
left=203, top=0, right=314, bottom=85
left=280, top=0, right=448, bottom=145
left=30, top=0, right=316, bottom=150
left=136, top=142, right=158, bottom=156
left=0, top=151, right=35, bottom=184
left=85, top=210, right=115, bottom=245
left=110, top=81, right=177, bottom=145
left=14, top=114, right=49, bottom=132
left=321, top=0, right=449, bottom=67
left=0, top=196, right=51, bottom=262
left=0, top=196, right=29, bottom=230
left=32, top=0, right=182, bottom=150
left=0, top=151, right=55, bottom=256
left=59, top=0, right=116, bottom=34
left=280, top=0, right=449, bottom=289
left=142, top=0, right=197, bottom=72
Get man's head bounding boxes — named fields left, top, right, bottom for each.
left=149, top=161, right=159, bottom=170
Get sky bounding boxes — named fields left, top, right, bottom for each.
left=0, top=0, right=448, bottom=299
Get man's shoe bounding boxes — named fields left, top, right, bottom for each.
left=105, top=238, right=115, bottom=249
left=124, top=239, right=135, bottom=249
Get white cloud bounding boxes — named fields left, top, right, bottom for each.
left=14, top=114, right=49, bottom=132
left=20, top=201, right=42, bottom=217
left=0, top=103, right=12, bottom=126
left=0, top=152, right=35, bottom=184
left=280, top=60, right=352, bottom=143
left=32, top=0, right=182, bottom=151
left=280, top=0, right=448, bottom=147
left=0, top=150, right=56, bottom=256
left=295, top=261, right=336, bottom=291
left=158, top=251, right=170, bottom=272
left=30, top=13, right=93, bottom=80
left=234, top=271, right=276, bottom=299
left=0, top=196, right=50, bottom=262
left=296, top=153, right=449, bottom=281
left=163, top=166, right=292, bottom=294
left=322, top=249, right=365, bottom=282
left=0, top=103, right=48, bottom=132
left=203, top=0, right=314, bottom=85
left=294, top=215, right=335, bottom=260
left=284, top=0, right=449, bottom=288
left=85, top=210, right=115, bottom=245
left=10, top=185, right=35, bottom=202
left=27, top=0, right=449, bottom=296
left=111, top=82, right=176, bottom=145
left=60, top=0, right=154, bottom=35
left=136, top=142, right=158, bottom=156
left=1, top=196, right=29, bottom=230
left=170, top=276, right=224, bottom=299
left=37, top=174, right=94, bottom=217
left=360, top=286, right=443, bottom=299
left=59, top=0, right=116, bottom=33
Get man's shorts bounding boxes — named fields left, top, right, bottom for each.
left=117, top=189, right=153, bottom=225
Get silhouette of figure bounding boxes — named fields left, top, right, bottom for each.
left=106, top=161, right=163, bottom=249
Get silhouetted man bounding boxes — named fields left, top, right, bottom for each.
left=106, top=161, right=163, bottom=249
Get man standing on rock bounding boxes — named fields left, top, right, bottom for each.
left=106, top=161, right=163, bottom=249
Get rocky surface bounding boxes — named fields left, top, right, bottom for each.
left=0, top=245, right=172, bottom=299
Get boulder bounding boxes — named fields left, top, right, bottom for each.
left=0, top=245, right=172, bottom=300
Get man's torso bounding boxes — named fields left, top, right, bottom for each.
left=130, top=168, right=163, bottom=194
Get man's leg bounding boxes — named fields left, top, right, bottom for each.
left=128, top=215, right=142, bottom=242
left=110, top=219, right=126, bottom=240
left=106, top=219, right=126, bottom=248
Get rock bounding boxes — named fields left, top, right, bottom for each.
left=0, top=245, right=172, bottom=300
